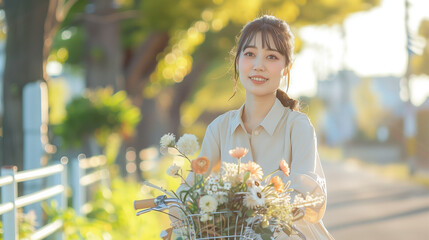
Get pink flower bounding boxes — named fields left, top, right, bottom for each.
left=279, top=159, right=290, bottom=176
left=241, top=162, right=263, bottom=180
left=229, top=147, right=249, bottom=159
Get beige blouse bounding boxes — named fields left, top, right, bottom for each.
left=198, top=98, right=334, bottom=239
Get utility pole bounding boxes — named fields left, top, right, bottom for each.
left=403, top=0, right=417, bottom=174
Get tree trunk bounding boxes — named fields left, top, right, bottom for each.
left=170, top=61, right=208, bottom=135
left=2, top=0, right=51, bottom=169
left=84, top=0, right=123, bottom=91
left=124, top=32, right=169, bottom=106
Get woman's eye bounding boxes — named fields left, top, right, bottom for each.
left=268, top=55, right=278, bottom=60
left=244, top=52, right=255, bottom=57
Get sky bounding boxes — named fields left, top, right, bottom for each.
left=288, top=0, right=429, bottom=107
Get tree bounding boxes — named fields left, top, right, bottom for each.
left=2, top=0, right=76, bottom=169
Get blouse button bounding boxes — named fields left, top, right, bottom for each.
left=254, top=130, right=260, bottom=136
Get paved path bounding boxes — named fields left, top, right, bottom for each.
left=322, top=160, right=429, bottom=240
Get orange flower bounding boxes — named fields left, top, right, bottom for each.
left=241, top=162, right=263, bottom=180
left=279, top=159, right=290, bottom=176
left=191, top=157, right=210, bottom=174
left=229, top=147, right=249, bottom=159
left=270, top=176, right=285, bottom=192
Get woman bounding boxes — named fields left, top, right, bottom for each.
left=194, top=15, right=334, bottom=239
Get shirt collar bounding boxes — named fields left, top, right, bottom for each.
left=230, top=98, right=286, bottom=136
left=230, top=104, right=245, bottom=135
left=260, top=98, right=285, bottom=136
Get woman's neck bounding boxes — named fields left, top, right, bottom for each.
left=242, top=94, right=276, bottom=133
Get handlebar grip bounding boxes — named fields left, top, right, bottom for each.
left=134, top=198, right=156, bottom=210
left=161, top=228, right=173, bottom=240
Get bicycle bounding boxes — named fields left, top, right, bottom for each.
left=134, top=195, right=307, bottom=240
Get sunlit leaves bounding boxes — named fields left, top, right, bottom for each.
left=352, top=78, right=385, bottom=140
left=411, top=19, right=429, bottom=75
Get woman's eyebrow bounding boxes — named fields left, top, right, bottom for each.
left=243, top=45, right=256, bottom=50
left=243, top=45, right=280, bottom=53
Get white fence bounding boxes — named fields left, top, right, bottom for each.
left=71, top=154, right=109, bottom=216
left=0, top=155, right=108, bottom=240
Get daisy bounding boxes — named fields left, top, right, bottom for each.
left=246, top=176, right=261, bottom=188
left=244, top=186, right=265, bottom=209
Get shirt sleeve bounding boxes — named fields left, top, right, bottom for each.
left=199, top=122, right=221, bottom=175
left=288, top=114, right=327, bottom=223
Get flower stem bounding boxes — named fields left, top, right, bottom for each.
left=179, top=174, right=191, bottom=188
left=174, top=147, right=192, bottom=163
left=262, top=169, right=279, bottom=181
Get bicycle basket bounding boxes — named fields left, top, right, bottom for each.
left=170, top=211, right=263, bottom=240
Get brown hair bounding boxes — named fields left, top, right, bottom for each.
left=231, top=15, right=299, bottom=111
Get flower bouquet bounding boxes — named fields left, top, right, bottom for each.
left=145, top=133, right=324, bottom=240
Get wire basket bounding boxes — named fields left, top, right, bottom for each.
left=171, top=211, right=263, bottom=240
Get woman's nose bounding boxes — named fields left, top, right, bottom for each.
left=253, top=56, right=265, bottom=71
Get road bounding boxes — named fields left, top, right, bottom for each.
left=322, top=160, right=429, bottom=240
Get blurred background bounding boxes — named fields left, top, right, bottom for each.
left=0, top=0, right=428, bottom=239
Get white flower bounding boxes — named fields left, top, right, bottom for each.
left=244, top=186, right=265, bottom=209
left=214, top=192, right=228, bottom=204
left=200, top=212, right=213, bottom=222
left=160, top=133, right=176, bottom=148
left=208, top=178, right=216, bottom=184
left=224, top=182, right=231, bottom=190
left=221, top=162, right=241, bottom=184
left=199, top=195, right=218, bottom=213
left=166, top=164, right=181, bottom=178
left=176, top=134, right=199, bottom=156
left=243, top=228, right=263, bottom=240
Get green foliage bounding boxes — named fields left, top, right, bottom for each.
left=0, top=209, right=38, bottom=239
left=352, top=78, right=385, bottom=140
left=42, top=175, right=168, bottom=240
left=55, top=87, right=141, bottom=148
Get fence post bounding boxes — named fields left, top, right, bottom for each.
left=23, top=81, right=49, bottom=223
left=1, top=166, right=18, bottom=240
left=51, top=159, right=67, bottom=240
left=71, top=155, right=85, bottom=216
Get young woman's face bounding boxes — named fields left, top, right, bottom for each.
left=237, top=32, right=288, bottom=98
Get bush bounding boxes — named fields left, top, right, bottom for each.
left=55, top=87, right=141, bottom=148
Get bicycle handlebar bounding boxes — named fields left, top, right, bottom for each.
left=133, top=198, right=156, bottom=210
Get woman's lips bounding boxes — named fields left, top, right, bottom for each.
left=249, top=75, right=268, bottom=85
